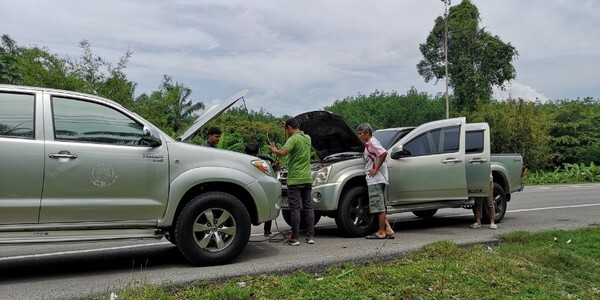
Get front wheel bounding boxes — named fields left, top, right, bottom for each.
left=174, top=192, right=251, bottom=266
left=482, top=183, right=507, bottom=224
left=335, top=186, right=377, bottom=237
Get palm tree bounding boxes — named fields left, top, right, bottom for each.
left=158, top=75, right=205, bottom=134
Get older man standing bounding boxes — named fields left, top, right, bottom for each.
left=357, top=123, right=395, bottom=240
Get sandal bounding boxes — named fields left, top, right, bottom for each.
left=470, top=223, right=481, bottom=229
left=365, top=233, right=386, bottom=239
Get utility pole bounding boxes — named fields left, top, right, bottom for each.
left=442, top=0, right=451, bottom=119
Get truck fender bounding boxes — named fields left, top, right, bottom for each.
left=158, top=166, right=259, bottom=226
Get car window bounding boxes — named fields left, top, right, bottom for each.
left=374, top=128, right=413, bottom=149
left=466, top=130, right=484, bottom=154
left=403, top=125, right=460, bottom=156
left=52, top=96, right=144, bottom=145
left=0, top=92, right=35, bottom=139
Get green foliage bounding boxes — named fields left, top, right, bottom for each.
left=540, top=98, right=600, bottom=169
left=325, top=88, right=446, bottom=130
left=467, top=98, right=552, bottom=171
left=417, top=0, right=518, bottom=111
left=524, top=163, right=600, bottom=185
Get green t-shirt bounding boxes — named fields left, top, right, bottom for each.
left=282, top=131, right=312, bottom=185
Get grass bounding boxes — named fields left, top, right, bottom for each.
left=97, top=226, right=600, bottom=300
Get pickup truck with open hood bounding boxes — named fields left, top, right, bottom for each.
left=0, top=85, right=281, bottom=265
left=278, top=111, right=525, bottom=236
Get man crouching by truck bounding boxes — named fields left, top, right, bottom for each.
left=357, top=123, right=395, bottom=240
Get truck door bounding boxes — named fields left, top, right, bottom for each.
left=465, top=123, right=491, bottom=198
left=39, top=94, right=169, bottom=223
left=0, top=90, right=44, bottom=224
left=386, top=117, right=467, bottom=204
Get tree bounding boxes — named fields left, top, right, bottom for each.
left=543, top=98, right=600, bottom=169
left=135, top=76, right=204, bottom=136
left=467, top=99, right=551, bottom=171
left=417, top=0, right=518, bottom=112
left=0, top=34, right=23, bottom=84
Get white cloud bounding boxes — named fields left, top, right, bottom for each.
left=1, top=0, right=598, bottom=116
left=493, top=82, right=549, bottom=103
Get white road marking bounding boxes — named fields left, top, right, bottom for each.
left=440, top=203, right=600, bottom=218
left=0, top=241, right=171, bottom=261
left=507, top=203, right=600, bottom=213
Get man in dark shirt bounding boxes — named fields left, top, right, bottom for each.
left=203, top=127, right=221, bottom=147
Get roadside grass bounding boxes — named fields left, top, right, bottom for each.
left=101, top=226, right=600, bottom=300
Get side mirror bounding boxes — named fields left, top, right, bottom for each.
left=390, top=144, right=409, bottom=159
left=140, top=126, right=163, bottom=147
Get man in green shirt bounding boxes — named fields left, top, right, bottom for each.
left=270, top=118, right=314, bottom=246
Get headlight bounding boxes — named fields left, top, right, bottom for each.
left=313, top=165, right=331, bottom=186
left=251, top=159, right=274, bottom=176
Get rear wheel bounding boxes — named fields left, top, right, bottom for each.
left=335, top=186, right=377, bottom=236
left=412, top=209, right=438, bottom=218
left=174, top=192, right=251, bottom=266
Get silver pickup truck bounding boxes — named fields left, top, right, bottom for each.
left=0, top=85, right=281, bottom=265
left=279, top=111, right=525, bottom=236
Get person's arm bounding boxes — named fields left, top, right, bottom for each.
left=270, top=142, right=288, bottom=156
left=371, top=151, right=387, bottom=175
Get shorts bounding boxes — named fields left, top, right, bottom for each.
left=368, top=183, right=387, bottom=213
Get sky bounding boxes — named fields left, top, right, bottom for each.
left=2, top=0, right=599, bottom=117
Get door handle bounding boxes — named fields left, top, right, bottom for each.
left=468, top=158, right=488, bottom=164
left=441, top=158, right=462, bottom=165
left=49, top=151, right=78, bottom=159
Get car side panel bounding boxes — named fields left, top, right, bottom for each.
left=39, top=92, right=170, bottom=223
left=0, top=90, right=44, bottom=224
left=387, top=118, right=467, bottom=204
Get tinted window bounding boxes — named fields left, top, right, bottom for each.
left=441, top=126, right=459, bottom=152
left=0, top=92, right=35, bottom=138
left=403, top=125, right=460, bottom=156
left=404, top=132, right=431, bottom=156
left=466, top=130, right=484, bottom=154
left=52, top=96, right=143, bottom=145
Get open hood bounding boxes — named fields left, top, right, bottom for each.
left=177, top=89, right=248, bottom=142
left=294, top=110, right=364, bottom=160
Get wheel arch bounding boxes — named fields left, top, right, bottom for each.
left=492, top=170, right=511, bottom=202
left=339, top=176, right=367, bottom=201
left=160, top=180, right=259, bottom=229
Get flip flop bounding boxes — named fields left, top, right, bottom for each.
left=386, top=234, right=395, bottom=239
left=365, top=233, right=386, bottom=239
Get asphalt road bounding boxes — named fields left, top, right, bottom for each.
left=1, top=183, right=599, bottom=300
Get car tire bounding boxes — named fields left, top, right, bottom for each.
left=281, top=210, right=321, bottom=229
left=335, top=186, right=377, bottom=237
left=482, top=183, right=507, bottom=224
left=412, top=209, right=438, bottom=218
left=174, top=192, right=251, bottom=266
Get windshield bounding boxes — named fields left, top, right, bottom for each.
left=373, top=128, right=414, bottom=149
